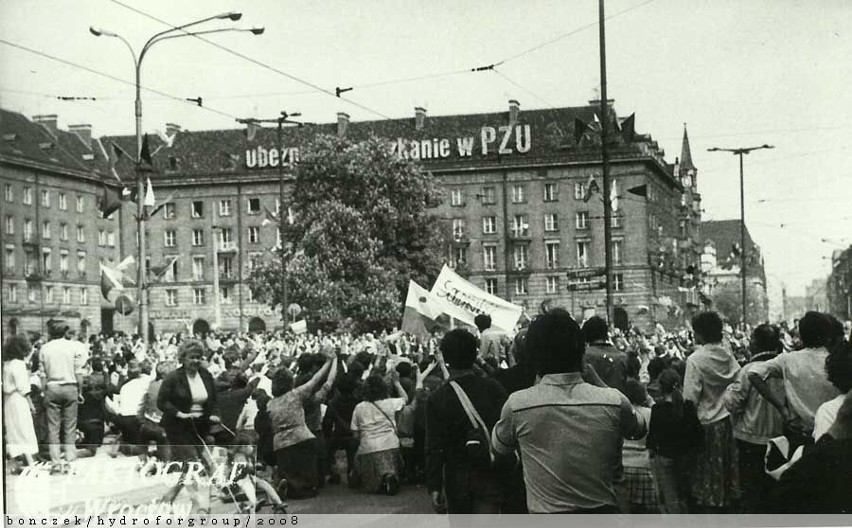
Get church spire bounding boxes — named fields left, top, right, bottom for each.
left=680, top=124, right=696, bottom=173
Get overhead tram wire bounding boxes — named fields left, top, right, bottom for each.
left=491, top=68, right=558, bottom=109
left=107, top=0, right=392, bottom=120
left=0, top=39, right=242, bottom=124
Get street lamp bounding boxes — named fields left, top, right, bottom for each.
left=90, top=14, right=263, bottom=343
left=707, top=144, right=774, bottom=329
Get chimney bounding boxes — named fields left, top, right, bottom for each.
left=337, top=112, right=350, bottom=137
left=68, top=124, right=92, bottom=149
left=414, top=107, right=427, bottom=131
left=508, top=100, right=520, bottom=125
left=166, top=123, right=182, bottom=136
left=33, top=114, right=58, bottom=136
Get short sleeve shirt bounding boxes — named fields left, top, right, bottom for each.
left=351, top=397, right=406, bottom=455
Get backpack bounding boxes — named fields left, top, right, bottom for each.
left=449, top=381, right=495, bottom=471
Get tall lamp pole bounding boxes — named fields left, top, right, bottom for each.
left=707, top=144, right=774, bottom=329
left=90, top=15, right=263, bottom=343
left=599, top=0, right=614, bottom=322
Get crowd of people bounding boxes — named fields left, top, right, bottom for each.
left=2, top=309, right=850, bottom=514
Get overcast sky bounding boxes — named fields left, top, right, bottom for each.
left=2, top=0, right=850, bottom=305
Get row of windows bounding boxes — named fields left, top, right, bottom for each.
left=4, top=216, right=115, bottom=246
left=451, top=213, right=622, bottom=238
left=146, top=253, right=265, bottom=282
left=6, top=283, right=90, bottom=305
left=449, top=240, right=624, bottom=271
left=5, top=248, right=89, bottom=277
left=479, top=273, right=626, bottom=296
left=161, top=226, right=273, bottom=248
left=448, top=181, right=602, bottom=207
left=158, top=197, right=278, bottom=220
left=163, top=286, right=252, bottom=306
left=4, top=185, right=88, bottom=212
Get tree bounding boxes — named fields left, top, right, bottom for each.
left=248, top=134, right=446, bottom=333
left=710, top=279, right=769, bottom=327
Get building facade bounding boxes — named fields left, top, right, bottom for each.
left=1, top=111, right=121, bottom=339
left=828, top=246, right=851, bottom=321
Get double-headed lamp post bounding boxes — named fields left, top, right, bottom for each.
left=90, top=14, right=263, bottom=343
left=707, top=144, right=774, bottom=329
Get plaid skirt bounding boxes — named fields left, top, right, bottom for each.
left=623, top=466, right=660, bottom=508
left=353, top=448, right=401, bottom=493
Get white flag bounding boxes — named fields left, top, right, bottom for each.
left=143, top=178, right=156, bottom=207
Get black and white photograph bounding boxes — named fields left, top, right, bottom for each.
left=0, top=0, right=850, bottom=518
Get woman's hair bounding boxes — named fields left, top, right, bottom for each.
left=271, top=368, right=295, bottom=397
left=626, top=352, right=641, bottom=380
left=691, top=312, right=723, bottom=344
left=826, top=341, right=852, bottom=393
left=799, top=311, right=833, bottom=349
left=2, top=335, right=31, bottom=362
left=647, top=357, right=667, bottom=382
left=155, top=361, right=177, bottom=381
left=527, top=308, right=585, bottom=375
left=362, top=375, right=389, bottom=402
left=658, top=368, right=684, bottom=418
left=751, top=324, right=781, bottom=354
left=177, top=339, right=206, bottom=362
left=624, top=379, right=648, bottom=406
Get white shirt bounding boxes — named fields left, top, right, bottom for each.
left=351, top=397, right=405, bottom=455
left=813, top=392, right=847, bottom=440
left=118, top=375, right=151, bottom=416
left=187, top=372, right=208, bottom=416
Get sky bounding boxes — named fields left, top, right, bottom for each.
left=1, top=0, right=850, bottom=308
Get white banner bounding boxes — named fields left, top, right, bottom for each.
left=430, top=265, right=523, bottom=332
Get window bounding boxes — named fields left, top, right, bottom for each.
left=576, top=240, right=590, bottom=267
left=164, top=230, right=176, bottom=247
left=164, top=203, right=176, bottom=219
left=42, top=250, right=51, bottom=276
left=23, top=219, right=33, bottom=242
left=220, top=255, right=234, bottom=278
left=76, top=225, right=85, bottom=243
left=60, top=254, right=68, bottom=273
left=574, top=182, right=586, bottom=200
left=452, top=219, right=466, bottom=239
left=98, top=230, right=106, bottom=246
left=679, top=220, right=687, bottom=238
left=513, top=244, right=528, bottom=270
left=546, top=241, right=560, bottom=269
left=41, top=221, right=51, bottom=239
left=546, top=276, right=559, bottom=294
left=219, top=228, right=233, bottom=249
left=9, top=284, right=17, bottom=303
left=4, top=215, right=13, bottom=235
left=247, top=253, right=262, bottom=271
left=613, top=273, right=624, bottom=292
left=480, top=186, right=497, bottom=205
left=219, top=199, right=231, bottom=217
left=5, top=248, right=14, bottom=272
left=23, top=187, right=32, bottom=205
left=24, top=251, right=35, bottom=276
left=41, top=190, right=50, bottom=207
left=58, top=193, right=67, bottom=210
left=575, top=211, right=589, bottom=229
left=451, top=246, right=467, bottom=268
left=76, top=195, right=84, bottom=212
left=247, top=288, right=255, bottom=303
left=221, top=286, right=233, bottom=305
left=511, top=215, right=529, bottom=237
left=514, top=277, right=528, bottom=295
left=164, top=258, right=179, bottom=282
left=165, top=289, right=178, bottom=306
left=485, top=278, right=498, bottom=295
left=612, top=214, right=622, bottom=229
left=511, top=184, right=526, bottom=203
left=108, top=231, right=116, bottom=247
left=248, top=226, right=260, bottom=244
left=77, top=255, right=86, bottom=275
left=46, top=286, right=54, bottom=303
left=59, top=223, right=68, bottom=241
left=192, top=201, right=204, bottom=218
left=544, top=213, right=558, bottom=232
left=62, top=287, right=71, bottom=304
left=248, top=198, right=261, bottom=215
left=192, top=256, right=205, bottom=280
left=194, top=288, right=206, bottom=305
left=192, top=229, right=204, bottom=246
left=482, top=216, right=496, bottom=235
left=27, top=283, right=36, bottom=302
left=483, top=245, right=497, bottom=271
left=4, top=184, right=12, bottom=202
left=612, top=240, right=623, bottom=265
left=80, top=288, right=88, bottom=305
left=543, top=183, right=558, bottom=202
left=450, top=188, right=464, bottom=206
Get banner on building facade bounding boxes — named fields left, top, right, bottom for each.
left=430, top=265, right=523, bottom=332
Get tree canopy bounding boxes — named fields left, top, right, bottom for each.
left=248, top=134, right=446, bottom=333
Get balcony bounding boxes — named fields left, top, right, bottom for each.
left=218, top=242, right=238, bottom=253
left=25, top=272, right=43, bottom=282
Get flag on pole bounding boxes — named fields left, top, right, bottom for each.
left=140, top=134, right=154, bottom=171
left=400, top=280, right=446, bottom=338
left=261, top=206, right=280, bottom=227
left=100, top=263, right=128, bottom=300
left=149, top=194, right=174, bottom=218
left=155, top=129, right=176, bottom=148
left=610, top=179, right=619, bottom=212
left=98, top=184, right=123, bottom=217
left=149, top=255, right=179, bottom=282
left=107, top=141, right=130, bottom=182
left=620, top=113, right=635, bottom=142
left=246, top=121, right=260, bottom=142
left=584, top=175, right=601, bottom=203
left=627, top=184, right=648, bottom=198
left=143, top=178, right=156, bottom=207
left=573, top=118, right=589, bottom=144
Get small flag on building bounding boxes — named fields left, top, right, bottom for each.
left=107, top=141, right=130, bottom=182
left=261, top=206, right=280, bottom=227
left=149, top=194, right=174, bottom=218
left=149, top=255, right=179, bottom=282
left=584, top=175, right=601, bottom=203
left=620, top=113, right=635, bottom=143
left=627, top=184, right=648, bottom=197
left=610, top=179, right=619, bottom=212
left=573, top=118, right=589, bottom=145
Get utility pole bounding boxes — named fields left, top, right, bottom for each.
left=708, top=144, right=774, bottom=329
left=599, top=0, right=614, bottom=323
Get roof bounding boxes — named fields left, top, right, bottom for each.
left=702, top=219, right=758, bottom=254
left=680, top=125, right=696, bottom=172
left=0, top=109, right=110, bottom=181
left=101, top=104, right=674, bottom=180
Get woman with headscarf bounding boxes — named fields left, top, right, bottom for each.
left=3, top=335, right=39, bottom=473
left=682, top=312, right=741, bottom=512
left=157, top=340, right=221, bottom=513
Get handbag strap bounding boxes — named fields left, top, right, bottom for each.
left=449, top=381, right=494, bottom=461
left=370, top=401, right=397, bottom=433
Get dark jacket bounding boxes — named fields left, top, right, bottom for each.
left=772, top=434, right=852, bottom=513
left=585, top=342, right=629, bottom=395
left=157, top=367, right=219, bottom=433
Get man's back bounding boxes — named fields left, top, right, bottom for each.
left=492, top=372, right=639, bottom=512
left=584, top=343, right=628, bottom=394
left=40, top=338, right=82, bottom=384
left=479, top=328, right=508, bottom=362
